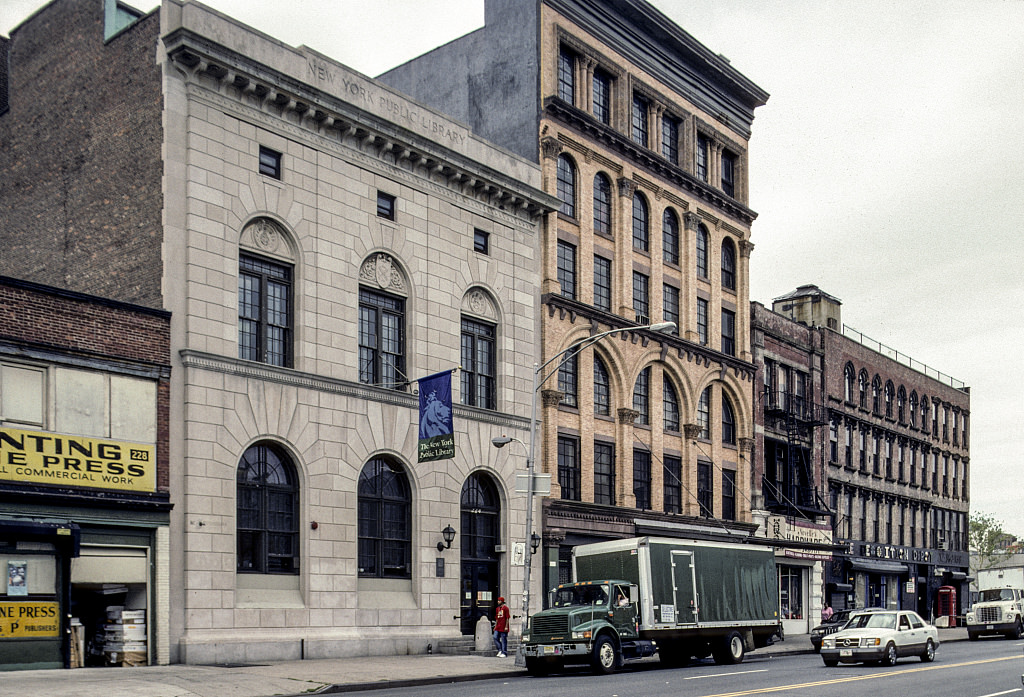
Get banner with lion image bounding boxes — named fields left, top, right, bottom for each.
left=418, top=370, right=455, bottom=462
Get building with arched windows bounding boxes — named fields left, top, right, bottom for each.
left=1, top=0, right=555, bottom=666
left=381, top=0, right=769, bottom=592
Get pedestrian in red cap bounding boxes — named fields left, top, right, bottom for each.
left=493, top=596, right=511, bottom=657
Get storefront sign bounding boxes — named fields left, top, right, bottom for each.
left=0, top=427, right=155, bottom=493
left=861, top=543, right=932, bottom=563
left=0, top=601, right=60, bottom=638
left=767, top=516, right=832, bottom=546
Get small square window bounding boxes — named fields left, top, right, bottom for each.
left=474, top=229, right=490, bottom=255
left=259, top=146, right=282, bottom=179
left=377, top=192, right=396, bottom=220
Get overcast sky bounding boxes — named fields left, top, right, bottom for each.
left=5, top=0, right=1023, bottom=536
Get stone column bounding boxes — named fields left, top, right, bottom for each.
left=739, top=436, right=755, bottom=522
left=616, top=177, right=637, bottom=317
left=540, top=137, right=564, bottom=296
left=617, top=408, right=639, bottom=508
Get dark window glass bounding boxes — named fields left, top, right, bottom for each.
left=377, top=191, right=396, bottom=220
left=594, top=356, right=611, bottom=416
left=558, top=354, right=578, bottom=408
left=557, top=48, right=575, bottom=104
left=722, top=397, right=736, bottom=445
left=593, top=173, right=612, bottom=236
left=631, top=94, right=649, bottom=147
left=633, top=366, right=650, bottom=426
left=663, top=375, right=680, bottom=432
left=239, top=254, right=292, bottom=367
left=633, top=449, right=651, bottom=510
left=698, top=387, right=710, bottom=439
left=594, top=442, right=615, bottom=505
left=461, top=473, right=500, bottom=560
left=844, top=364, right=856, bottom=402
left=697, top=297, right=708, bottom=345
left=662, top=209, right=680, bottom=265
left=721, top=309, right=736, bottom=356
left=358, top=457, right=411, bottom=578
left=696, top=224, right=709, bottom=278
left=664, top=455, right=682, bottom=514
left=593, top=69, right=611, bottom=124
left=474, top=229, right=489, bottom=254
left=721, top=239, right=736, bottom=290
left=663, top=284, right=679, bottom=336
left=696, top=134, right=710, bottom=182
left=632, top=192, right=649, bottom=251
left=557, top=436, right=581, bottom=501
left=556, top=155, right=576, bottom=217
left=633, top=272, right=649, bottom=321
left=237, top=442, right=298, bottom=574
left=594, top=255, right=612, bottom=312
left=359, top=287, right=405, bottom=388
left=722, top=470, right=736, bottom=521
left=721, top=151, right=736, bottom=197
left=259, top=146, right=282, bottom=179
left=662, top=116, right=678, bottom=163
left=557, top=240, right=576, bottom=299
left=460, top=317, right=496, bottom=409
left=697, top=462, right=713, bottom=516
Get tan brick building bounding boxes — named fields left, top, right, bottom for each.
left=383, top=0, right=769, bottom=591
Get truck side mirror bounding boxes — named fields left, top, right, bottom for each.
left=628, top=585, right=638, bottom=604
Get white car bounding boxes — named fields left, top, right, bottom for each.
left=820, top=610, right=938, bottom=666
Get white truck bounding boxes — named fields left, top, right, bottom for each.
left=966, top=567, right=1024, bottom=641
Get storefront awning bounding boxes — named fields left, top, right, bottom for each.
left=850, top=558, right=909, bottom=575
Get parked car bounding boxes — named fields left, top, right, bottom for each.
left=820, top=610, right=938, bottom=666
left=810, top=607, right=884, bottom=652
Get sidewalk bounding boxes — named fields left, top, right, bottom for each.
left=0, top=629, right=968, bottom=697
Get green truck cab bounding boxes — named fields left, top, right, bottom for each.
left=521, top=537, right=782, bottom=675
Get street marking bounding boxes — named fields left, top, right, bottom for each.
left=684, top=669, right=769, bottom=680
left=697, top=655, right=1019, bottom=697
left=977, top=690, right=1021, bottom=697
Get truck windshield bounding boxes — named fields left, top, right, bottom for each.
left=551, top=584, right=609, bottom=607
left=979, top=589, right=1016, bottom=602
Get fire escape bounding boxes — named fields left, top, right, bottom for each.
left=762, top=389, right=830, bottom=517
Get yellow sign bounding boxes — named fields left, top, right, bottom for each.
left=0, top=602, right=60, bottom=638
left=0, top=427, right=155, bottom=493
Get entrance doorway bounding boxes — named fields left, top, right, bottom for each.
left=460, top=472, right=500, bottom=635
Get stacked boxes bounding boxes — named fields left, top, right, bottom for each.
left=104, top=607, right=147, bottom=667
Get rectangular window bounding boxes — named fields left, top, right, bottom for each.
left=664, top=455, right=682, bottom=514
left=721, top=308, right=736, bottom=356
left=633, top=272, right=649, bottom=321
left=473, top=229, right=489, bottom=255
left=557, top=240, right=577, bottom=299
left=593, top=255, right=612, bottom=312
left=592, top=69, right=611, bottom=124
left=721, top=151, right=736, bottom=197
left=633, top=449, right=651, bottom=510
left=377, top=191, right=396, bottom=220
left=358, top=287, right=405, bottom=388
left=0, top=363, right=45, bottom=426
left=557, top=436, right=581, bottom=501
left=631, top=94, right=649, bottom=147
left=558, top=354, right=578, bottom=408
left=829, top=421, right=839, bottom=463
left=722, top=470, right=736, bottom=521
left=239, top=254, right=292, bottom=367
left=696, top=134, right=710, bottom=182
left=697, top=462, right=713, bottom=517
left=594, top=442, right=615, bottom=505
left=697, top=298, right=708, bottom=345
left=661, top=116, right=679, bottom=163
left=460, top=317, right=496, bottom=410
left=258, top=146, right=282, bottom=179
left=557, top=47, right=575, bottom=104
left=662, top=285, right=679, bottom=335
left=845, top=423, right=853, bottom=466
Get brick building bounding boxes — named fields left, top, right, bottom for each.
left=382, top=0, right=769, bottom=593
left=0, top=276, right=171, bottom=669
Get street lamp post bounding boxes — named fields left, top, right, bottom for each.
left=493, top=320, right=676, bottom=658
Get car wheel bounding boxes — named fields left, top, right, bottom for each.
left=591, top=635, right=620, bottom=675
left=823, top=658, right=838, bottom=667
left=882, top=642, right=897, bottom=666
left=920, top=638, right=935, bottom=662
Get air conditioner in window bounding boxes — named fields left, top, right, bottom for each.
left=635, top=314, right=650, bottom=325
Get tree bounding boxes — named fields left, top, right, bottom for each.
left=969, top=512, right=1009, bottom=578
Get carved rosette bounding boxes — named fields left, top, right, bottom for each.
left=359, top=253, right=406, bottom=294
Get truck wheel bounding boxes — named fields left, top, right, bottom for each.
left=591, top=635, right=620, bottom=674
left=920, top=638, right=935, bottom=662
left=882, top=642, right=897, bottom=666
left=712, top=631, right=745, bottom=665
left=1007, top=619, right=1022, bottom=640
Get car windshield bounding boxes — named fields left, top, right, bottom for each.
left=980, top=588, right=1016, bottom=602
left=846, top=612, right=896, bottom=630
left=551, top=584, right=609, bottom=607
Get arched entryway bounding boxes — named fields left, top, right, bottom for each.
left=460, top=472, right=501, bottom=635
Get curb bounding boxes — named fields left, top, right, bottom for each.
left=309, top=670, right=527, bottom=694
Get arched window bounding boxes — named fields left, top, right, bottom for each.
left=909, top=392, right=919, bottom=427
left=722, top=395, right=736, bottom=445
left=919, top=395, right=929, bottom=431
left=663, top=375, right=680, bottom=432
left=696, top=224, right=709, bottom=279
left=556, top=154, right=576, bottom=218
left=872, top=375, right=882, bottom=414
left=897, top=386, right=907, bottom=423
left=237, top=442, right=299, bottom=574
left=358, top=457, right=411, bottom=579
left=697, top=386, right=710, bottom=439
left=662, top=208, right=680, bottom=265
left=461, top=473, right=500, bottom=560
left=721, top=238, right=736, bottom=291
left=633, top=366, right=651, bottom=425
left=593, top=173, right=612, bottom=236
left=594, top=355, right=611, bottom=417
left=844, top=363, right=856, bottom=403
left=885, top=381, right=895, bottom=418
left=858, top=370, right=869, bottom=408
left=632, top=192, right=649, bottom=252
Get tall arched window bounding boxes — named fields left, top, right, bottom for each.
left=358, top=457, right=411, bottom=579
left=237, top=442, right=299, bottom=574
left=721, top=238, right=736, bottom=291
left=844, top=363, right=856, bottom=403
left=594, top=355, right=611, bottom=416
left=663, top=375, right=680, bottom=432
left=858, top=370, right=869, bottom=408
left=897, top=386, right=907, bottom=423
left=662, top=208, right=680, bottom=265
left=872, top=375, right=882, bottom=414
left=593, top=173, right=612, bottom=236
left=885, top=381, right=895, bottom=418
left=461, top=473, right=500, bottom=561
left=556, top=154, right=576, bottom=218
left=696, top=224, right=709, bottom=278
left=697, top=386, right=711, bottom=439
left=633, top=366, right=651, bottom=425
left=909, top=392, right=919, bottom=427
left=632, top=192, right=649, bottom=252
left=722, top=395, right=736, bottom=445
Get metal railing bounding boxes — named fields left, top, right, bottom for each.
left=841, top=325, right=967, bottom=391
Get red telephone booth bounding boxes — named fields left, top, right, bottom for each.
left=937, top=586, right=957, bottom=627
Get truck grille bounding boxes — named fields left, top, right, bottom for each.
left=531, top=615, right=569, bottom=637
left=977, top=607, right=1002, bottom=623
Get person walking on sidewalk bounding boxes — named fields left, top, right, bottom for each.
left=493, top=596, right=511, bottom=657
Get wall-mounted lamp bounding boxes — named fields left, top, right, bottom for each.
left=437, top=524, right=456, bottom=552
left=530, top=532, right=541, bottom=555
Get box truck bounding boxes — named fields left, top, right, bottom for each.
left=521, top=537, right=781, bottom=675
left=967, top=567, right=1024, bottom=640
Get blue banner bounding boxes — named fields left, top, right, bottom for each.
left=418, top=370, right=455, bottom=462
